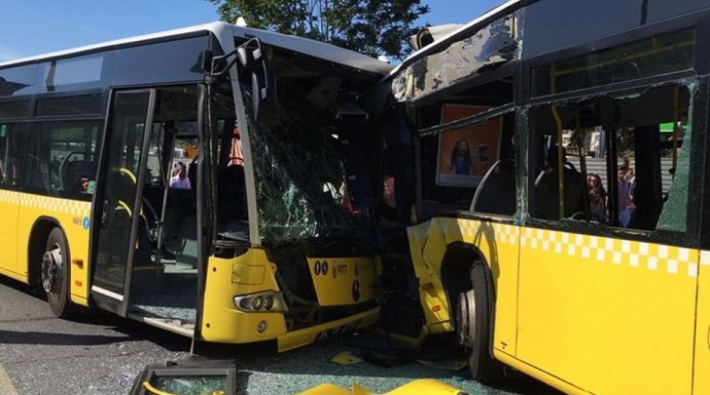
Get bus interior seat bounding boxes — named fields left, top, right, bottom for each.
left=61, top=160, right=94, bottom=195
left=534, top=163, right=585, bottom=220
left=163, top=188, right=198, bottom=267
left=470, top=159, right=516, bottom=215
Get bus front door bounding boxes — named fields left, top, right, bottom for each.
left=90, top=89, right=156, bottom=316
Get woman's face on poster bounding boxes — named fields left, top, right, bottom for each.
left=456, top=140, right=469, bottom=153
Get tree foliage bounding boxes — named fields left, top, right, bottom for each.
left=207, top=0, right=430, bottom=59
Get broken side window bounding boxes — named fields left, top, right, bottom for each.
left=528, top=83, right=693, bottom=234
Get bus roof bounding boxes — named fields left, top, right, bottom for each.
left=387, top=0, right=522, bottom=79
left=0, top=21, right=393, bottom=76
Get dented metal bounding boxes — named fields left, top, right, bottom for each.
left=391, top=11, right=523, bottom=104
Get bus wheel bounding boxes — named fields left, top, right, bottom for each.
left=42, top=228, right=78, bottom=318
left=456, top=262, right=503, bottom=383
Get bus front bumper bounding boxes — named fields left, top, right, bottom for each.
left=277, top=306, right=380, bottom=352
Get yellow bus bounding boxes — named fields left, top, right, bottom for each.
left=0, top=22, right=391, bottom=351
left=376, top=0, right=710, bottom=393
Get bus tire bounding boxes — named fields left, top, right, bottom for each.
left=42, top=228, right=78, bottom=318
left=457, top=262, right=503, bottom=383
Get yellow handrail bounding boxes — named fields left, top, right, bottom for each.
left=551, top=105, right=565, bottom=219
left=551, top=40, right=693, bottom=78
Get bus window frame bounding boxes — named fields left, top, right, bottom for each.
left=0, top=99, right=31, bottom=120
left=523, top=10, right=710, bottom=103
left=520, top=78, right=706, bottom=249
left=510, top=10, right=710, bottom=250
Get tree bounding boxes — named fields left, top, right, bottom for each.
left=206, top=0, right=430, bottom=60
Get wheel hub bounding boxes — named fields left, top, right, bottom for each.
left=456, top=292, right=468, bottom=345
left=456, top=290, right=476, bottom=347
left=41, top=247, right=63, bottom=293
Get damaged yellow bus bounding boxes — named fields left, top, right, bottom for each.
left=0, top=22, right=392, bottom=351
left=376, top=0, right=710, bottom=394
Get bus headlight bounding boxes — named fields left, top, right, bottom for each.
left=251, top=296, right=263, bottom=310
left=263, top=295, right=274, bottom=310
left=234, top=291, right=287, bottom=312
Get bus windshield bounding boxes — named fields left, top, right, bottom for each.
left=240, top=45, right=379, bottom=246
left=249, top=108, right=366, bottom=243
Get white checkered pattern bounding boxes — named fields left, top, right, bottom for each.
left=0, top=190, right=92, bottom=217
left=22, top=194, right=91, bottom=216
left=0, top=189, right=19, bottom=203
left=517, top=228, right=696, bottom=277
left=409, top=217, right=701, bottom=279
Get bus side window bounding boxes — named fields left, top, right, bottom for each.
left=531, top=144, right=585, bottom=220
left=528, top=106, right=587, bottom=222
left=529, top=83, right=691, bottom=233
left=655, top=123, right=689, bottom=231
left=470, top=158, right=516, bottom=215
left=0, top=123, right=27, bottom=190
left=25, top=121, right=100, bottom=199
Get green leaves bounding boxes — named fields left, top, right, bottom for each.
left=207, top=0, right=430, bottom=59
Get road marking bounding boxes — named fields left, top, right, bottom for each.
left=0, top=364, right=19, bottom=395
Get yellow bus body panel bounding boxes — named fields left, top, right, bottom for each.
left=517, top=229, right=696, bottom=395
left=308, top=257, right=378, bottom=306
left=202, top=250, right=380, bottom=350
left=407, top=217, right=519, bottom=355
left=0, top=191, right=20, bottom=277
left=2, top=193, right=92, bottom=307
left=409, top=217, right=703, bottom=395
left=693, top=252, right=710, bottom=395
left=276, top=307, right=380, bottom=352
left=202, top=250, right=288, bottom=343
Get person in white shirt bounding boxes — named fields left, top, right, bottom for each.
left=170, top=162, right=191, bottom=189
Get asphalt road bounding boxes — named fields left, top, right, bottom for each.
left=0, top=277, right=562, bottom=395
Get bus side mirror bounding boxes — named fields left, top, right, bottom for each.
left=250, top=72, right=263, bottom=121
left=248, top=51, right=275, bottom=123
left=237, top=47, right=249, bottom=68
left=250, top=62, right=277, bottom=122
left=232, top=38, right=277, bottom=122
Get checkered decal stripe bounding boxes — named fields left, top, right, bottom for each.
left=0, top=190, right=91, bottom=217
left=409, top=217, right=700, bottom=279
left=22, top=194, right=91, bottom=217
left=519, top=229, right=698, bottom=278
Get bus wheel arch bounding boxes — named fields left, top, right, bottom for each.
left=440, top=242, right=502, bottom=382
left=440, top=242, right=492, bottom=320
left=29, top=219, right=78, bottom=318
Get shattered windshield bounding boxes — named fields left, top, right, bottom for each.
left=245, top=106, right=373, bottom=245
left=229, top=37, right=391, bottom=246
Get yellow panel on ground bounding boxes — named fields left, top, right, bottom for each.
left=295, top=379, right=465, bottom=395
